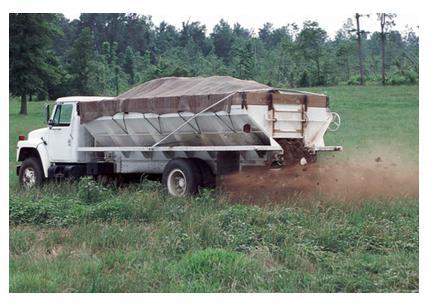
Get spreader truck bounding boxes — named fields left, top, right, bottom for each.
left=16, top=76, right=342, bottom=196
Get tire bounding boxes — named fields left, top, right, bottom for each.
left=162, top=159, right=201, bottom=196
left=19, top=157, right=44, bottom=189
left=192, top=158, right=216, bottom=188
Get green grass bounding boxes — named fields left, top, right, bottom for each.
left=308, top=85, right=418, bottom=159
left=9, top=85, right=419, bottom=292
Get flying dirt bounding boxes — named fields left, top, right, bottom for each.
left=218, top=149, right=419, bottom=204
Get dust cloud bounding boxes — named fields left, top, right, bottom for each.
left=217, top=148, right=419, bottom=204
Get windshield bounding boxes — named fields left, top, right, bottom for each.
left=51, top=104, right=73, bottom=126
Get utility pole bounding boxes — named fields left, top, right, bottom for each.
left=353, top=13, right=369, bottom=85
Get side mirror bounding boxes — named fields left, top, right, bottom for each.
left=45, top=104, right=50, bottom=124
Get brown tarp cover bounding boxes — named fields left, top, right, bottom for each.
left=79, top=76, right=272, bottom=123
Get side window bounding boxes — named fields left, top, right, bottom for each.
left=52, top=104, right=73, bottom=126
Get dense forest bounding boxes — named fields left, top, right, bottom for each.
left=10, top=13, right=419, bottom=114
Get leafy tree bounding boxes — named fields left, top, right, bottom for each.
left=124, top=46, right=137, bottom=84
left=36, top=50, right=65, bottom=99
left=156, top=21, right=179, bottom=54
left=180, top=21, right=211, bottom=56
left=296, top=21, right=328, bottom=85
left=258, top=23, right=273, bottom=47
left=271, top=25, right=292, bottom=46
left=259, top=23, right=295, bottom=48
left=51, top=14, right=78, bottom=60
left=96, top=41, right=122, bottom=95
left=335, top=40, right=355, bottom=80
left=233, top=40, right=255, bottom=79
left=299, top=71, right=310, bottom=87
left=78, top=14, right=127, bottom=53
left=9, top=13, right=61, bottom=114
left=334, top=20, right=357, bottom=81
left=194, top=54, right=230, bottom=76
left=276, top=38, right=296, bottom=86
left=211, top=19, right=234, bottom=64
left=233, top=23, right=251, bottom=40
left=402, top=26, right=419, bottom=72
left=124, top=14, right=155, bottom=57
left=67, top=27, right=100, bottom=95
left=9, top=13, right=419, bottom=103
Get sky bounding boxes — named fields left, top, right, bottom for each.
left=62, top=11, right=419, bottom=38
left=9, top=0, right=420, bottom=38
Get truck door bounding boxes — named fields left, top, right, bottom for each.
left=47, top=103, right=74, bottom=162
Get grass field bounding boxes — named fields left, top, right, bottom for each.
left=9, top=85, right=419, bottom=292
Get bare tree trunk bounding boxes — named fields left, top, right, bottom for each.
left=355, top=13, right=365, bottom=85
left=370, top=49, right=377, bottom=76
left=115, top=66, right=119, bottom=96
left=381, top=33, right=385, bottom=84
left=380, top=14, right=386, bottom=85
left=346, top=56, right=351, bottom=80
left=20, top=94, right=27, bottom=115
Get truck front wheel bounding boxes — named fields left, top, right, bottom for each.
left=162, top=159, right=201, bottom=196
left=19, top=157, right=44, bottom=189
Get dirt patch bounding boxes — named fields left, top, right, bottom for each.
left=218, top=150, right=419, bottom=204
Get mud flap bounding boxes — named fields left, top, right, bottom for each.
left=216, top=151, right=240, bottom=175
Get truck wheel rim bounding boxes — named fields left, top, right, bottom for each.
left=22, top=167, right=36, bottom=188
left=167, top=169, right=187, bottom=196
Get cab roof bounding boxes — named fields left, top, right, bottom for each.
left=56, top=96, right=115, bottom=103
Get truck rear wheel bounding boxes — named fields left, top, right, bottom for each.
left=162, top=159, right=201, bottom=196
left=19, top=157, right=44, bottom=189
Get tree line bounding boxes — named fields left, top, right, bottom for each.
left=10, top=13, right=419, bottom=114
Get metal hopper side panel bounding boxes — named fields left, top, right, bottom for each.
left=80, top=91, right=282, bottom=154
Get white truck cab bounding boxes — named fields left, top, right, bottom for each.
left=16, top=97, right=114, bottom=188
